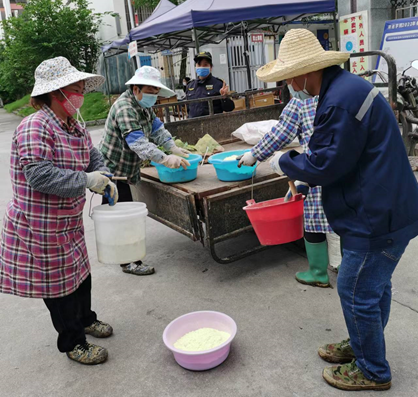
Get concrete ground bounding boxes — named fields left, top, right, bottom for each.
left=0, top=108, right=417, bottom=397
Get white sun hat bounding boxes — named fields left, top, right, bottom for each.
left=257, top=29, right=350, bottom=83
left=31, top=56, right=105, bottom=97
left=125, top=66, right=175, bottom=98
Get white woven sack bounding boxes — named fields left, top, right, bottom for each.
left=232, top=120, right=300, bottom=147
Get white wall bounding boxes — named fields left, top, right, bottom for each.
left=89, top=0, right=129, bottom=44
left=200, top=42, right=230, bottom=86
left=112, top=0, right=129, bottom=37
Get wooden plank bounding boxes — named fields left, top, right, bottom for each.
left=140, top=141, right=302, bottom=198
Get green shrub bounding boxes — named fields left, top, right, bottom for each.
left=4, top=94, right=30, bottom=112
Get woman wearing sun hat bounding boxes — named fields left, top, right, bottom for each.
left=0, top=56, right=118, bottom=365
left=99, top=65, right=190, bottom=276
left=257, top=29, right=418, bottom=391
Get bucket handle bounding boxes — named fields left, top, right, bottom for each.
left=288, top=180, right=298, bottom=197
left=288, top=181, right=304, bottom=202
left=246, top=199, right=256, bottom=206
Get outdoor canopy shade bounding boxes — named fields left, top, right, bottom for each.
left=103, top=0, right=335, bottom=52
left=128, top=0, right=335, bottom=41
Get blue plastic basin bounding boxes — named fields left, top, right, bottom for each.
left=208, top=150, right=257, bottom=182
left=151, top=154, right=202, bottom=184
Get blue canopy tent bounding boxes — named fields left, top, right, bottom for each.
left=103, top=0, right=337, bottom=89
left=129, top=0, right=335, bottom=43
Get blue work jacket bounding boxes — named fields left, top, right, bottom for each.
left=186, top=74, right=235, bottom=118
left=280, top=66, right=418, bottom=251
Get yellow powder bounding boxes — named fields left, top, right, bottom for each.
left=174, top=327, right=231, bottom=352
left=224, top=155, right=238, bottom=161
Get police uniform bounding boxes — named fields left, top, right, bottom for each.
left=186, top=51, right=235, bottom=119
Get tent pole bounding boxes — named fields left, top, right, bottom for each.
left=194, top=28, right=200, bottom=52
left=243, top=27, right=252, bottom=90
left=127, top=0, right=135, bottom=29
left=104, top=55, right=112, bottom=107
left=333, top=11, right=339, bottom=51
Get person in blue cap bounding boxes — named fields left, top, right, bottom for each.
left=186, top=51, right=235, bottom=118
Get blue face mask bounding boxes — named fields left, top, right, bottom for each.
left=137, top=93, right=158, bottom=108
left=288, top=79, right=313, bottom=101
left=196, top=67, right=211, bottom=78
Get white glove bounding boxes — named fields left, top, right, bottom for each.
left=86, top=171, right=112, bottom=194
left=269, top=151, right=286, bottom=175
left=170, top=146, right=190, bottom=158
left=161, top=155, right=191, bottom=170
left=238, top=151, right=257, bottom=167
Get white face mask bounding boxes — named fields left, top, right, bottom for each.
left=288, top=78, right=313, bottom=101
left=301, top=77, right=313, bottom=98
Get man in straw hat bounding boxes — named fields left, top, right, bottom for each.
left=257, top=29, right=418, bottom=391
left=100, top=65, right=191, bottom=276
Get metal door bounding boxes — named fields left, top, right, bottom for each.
left=227, top=35, right=266, bottom=92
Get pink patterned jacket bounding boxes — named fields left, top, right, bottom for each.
left=0, top=106, right=94, bottom=298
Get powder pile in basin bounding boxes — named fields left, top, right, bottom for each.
left=224, top=155, right=238, bottom=161
left=174, top=328, right=230, bottom=352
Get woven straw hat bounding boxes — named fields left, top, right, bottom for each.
left=31, top=57, right=105, bottom=97
left=257, top=29, right=350, bottom=82
left=125, top=66, right=175, bottom=98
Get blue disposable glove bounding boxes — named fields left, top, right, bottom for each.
left=284, top=181, right=309, bottom=202
left=103, top=181, right=119, bottom=206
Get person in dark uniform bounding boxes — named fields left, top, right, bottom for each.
left=186, top=52, right=235, bottom=118
left=182, top=77, right=190, bottom=93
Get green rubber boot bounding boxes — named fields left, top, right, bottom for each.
left=295, top=239, right=330, bottom=288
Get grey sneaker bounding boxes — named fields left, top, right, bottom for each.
left=85, top=320, right=113, bottom=338
left=318, top=338, right=356, bottom=363
left=121, top=261, right=155, bottom=275
left=66, top=342, right=108, bottom=365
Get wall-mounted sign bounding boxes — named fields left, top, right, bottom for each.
left=251, top=34, right=264, bottom=43
left=317, top=29, right=330, bottom=51
left=339, top=11, right=369, bottom=74
left=376, top=17, right=418, bottom=81
left=128, top=41, right=138, bottom=59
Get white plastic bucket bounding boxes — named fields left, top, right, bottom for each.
left=92, top=202, right=148, bottom=265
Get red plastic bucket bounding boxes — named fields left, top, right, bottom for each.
left=243, top=194, right=304, bottom=245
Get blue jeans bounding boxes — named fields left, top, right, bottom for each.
left=337, top=239, right=410, bottom=383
